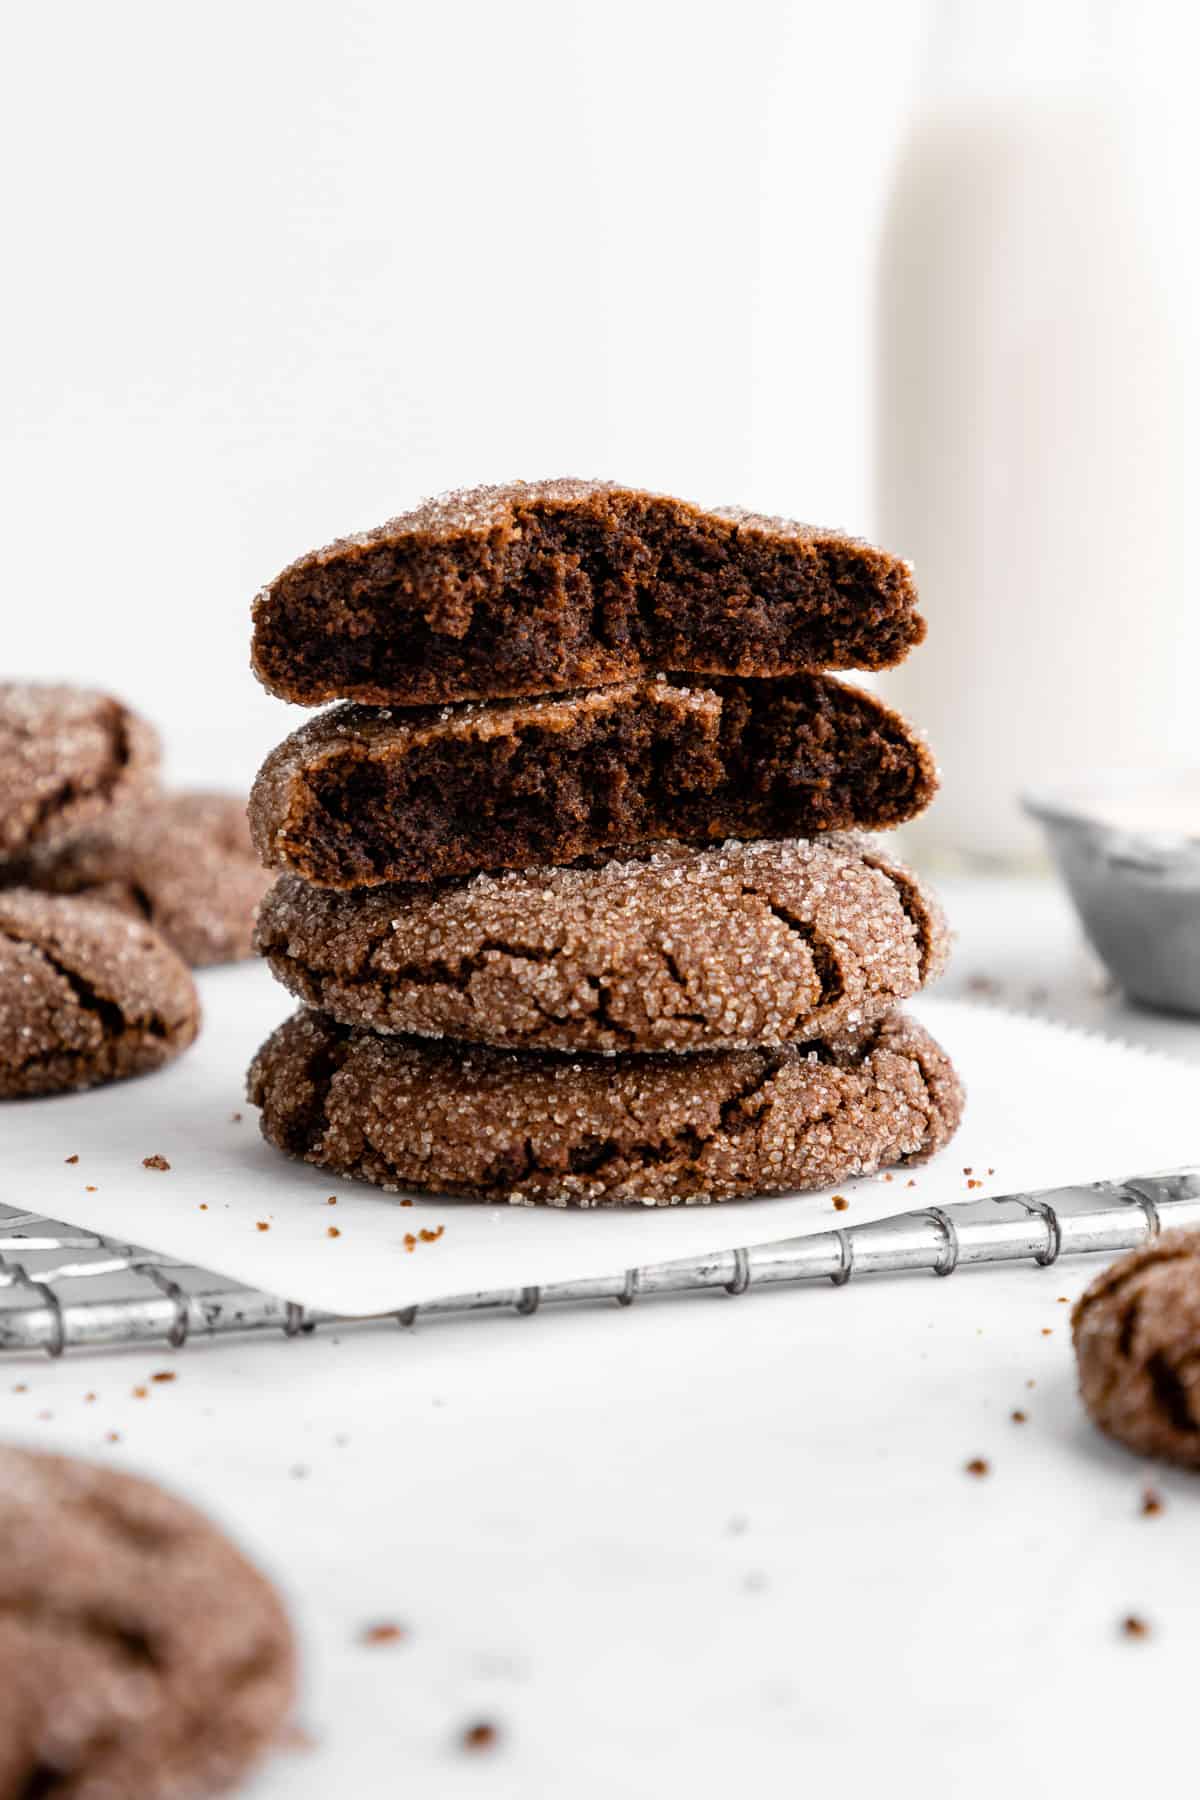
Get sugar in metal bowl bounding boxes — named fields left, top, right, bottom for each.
left=1024, top=772, right=1200, bottom=1019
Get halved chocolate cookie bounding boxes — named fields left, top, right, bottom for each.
left=249, top=674, right=937, bottom=889
left=0, top=682, right=160, bottom=859
left=255, top=835, right=948, bottom=1054
left=247, top=1006, right=963, bottom=1206
left=0, top=890, right=199, bottom=1096
left=251, top=478, right=925, bottom=707
left=0, top=1446, right=295, bottom=1798
left=8, top=790, right=271, bottom=966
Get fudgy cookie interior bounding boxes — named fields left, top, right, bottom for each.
left=252, top=674, right=936, bottom=888
left=252, top=480, right=924, bottom=706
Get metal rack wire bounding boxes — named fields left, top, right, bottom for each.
left=2, top=1166, right=1198, bottom=1356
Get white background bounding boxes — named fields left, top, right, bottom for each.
left=2, top=0, right=928, bottom=787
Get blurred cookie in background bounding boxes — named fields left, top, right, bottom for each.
left=0, top=889, right=199, bottom=1096
left=0, top=682, right=160, bottom=859
left=0, top=1445, right=296, bottom=1798
left=5, top=790, right=270, bottom=966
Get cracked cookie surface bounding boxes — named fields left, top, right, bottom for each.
left=251, top=477, right=925, bottom=707
left=0, top=683, right=160, bottom=859
left=6, top=790, right=271, bottom=966
left=0, top=890, right=200, bottom=1096
left=1073, top=1230, right=1200, bottom=1466
left=247, top=1006, right=963, bottom=1206
left=249, top=673, right=937, bottom=889
left=256, top=834, right=948, bottom=1054
left=0, top=1446, right=295, bottom=1800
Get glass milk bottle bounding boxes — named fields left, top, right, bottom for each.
left=877, top=1, right=1198, bottom=865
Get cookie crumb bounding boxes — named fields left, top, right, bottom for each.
left=832, top=1194, right=849, bottom=1212
left=142, top=1153, right=170, bottom=1171
left=231, top=1111, right=243, bottom=1123
left=1010, top=1410, right=1027, bottom=1424
left=361, top=1622, right=405, bottom=1646
left=1121, top=1615, right=1150, bottom=1640
left=419, top=1226, right=444, bottom=1243
left=461, top=1721, right=499, bottom=1752
left=85, top=1185, right=97, bottom=1192
left=104, top=1431, right=121, bottom=1444
left=84, top=1392, right=97, bottom=1403
left=1141, top=1488, right=1165, bottom=1517
left=1041, top=1328, right=1053, bottom=1336
left=151, top=1371, right=176, bottom=1384
left=327, top=1226, right=341, bottom=1239
left=964, top=1458, right=990, bottom=1477
left=256, top=1221, right=270, bottom=1232
left=326, top=1195, right=338, bottom=1205
left=64, top=1153, right=78, bottom=1164
left=966, top=1178, right=982, bottom=1190
left=199, top=1203, right=209, bottom=1210
left=132, top=1386, right=148, bottom=1399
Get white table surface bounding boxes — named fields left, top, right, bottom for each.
left=7, top=875, right=1200, bottom=1799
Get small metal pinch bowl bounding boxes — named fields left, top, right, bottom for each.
left=1024, top=771, right=1200, bottom=1017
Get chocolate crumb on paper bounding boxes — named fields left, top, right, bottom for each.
left=64, top=1153, right=78, bottom=1164
left=1141, top=1488, right=1164, bottom=1517
left=460, top=1721, right=499, bottom=1753
left=1121, top=1615, right=1151, bottom=1640
left=142, top=1153, right=171, bottom=1171
left=964, top=1458, right=990, bottom=1478
left=361, top=1623, right=406, bottom=1647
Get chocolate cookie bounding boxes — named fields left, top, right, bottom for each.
left=8, top=790, right=272, bottom=966
left=1073, top=1230, right=1200, bottom=1466
left=0, top=890, right=199, bottom=1096
left=247, top=1006, right=963, bottom=1206
left=250, top=479, right=925, bottom=708
left=0, top=1446, right=295, bottom=1799
left=249, top=674, right=937, bottom=889
left=255, top=834, right=948, bottom=1054
left=0, top=683, right=160, bottom=859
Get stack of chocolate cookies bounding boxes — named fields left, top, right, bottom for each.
left=247, top=480, right=962, bottom=1206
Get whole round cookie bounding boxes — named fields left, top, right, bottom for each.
left=0, top=1446, right=295, bottom=1799
left=0, top=683, right=160, bottom=859
left=0, top=890, right=200, bottom=1097
left=8, top=790, right=272, bottom=966
left=1073, top=1230, right=1200, bottom=1465
left=248, top=1006, right=963, bottom=1206
left=256, top=835, right=948, bottom=1054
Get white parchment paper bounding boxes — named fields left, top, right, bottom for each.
left=5, top=963, right=1197, bottom=1315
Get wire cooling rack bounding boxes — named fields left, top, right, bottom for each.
left=2, top=1166, right=1199, bottom=1356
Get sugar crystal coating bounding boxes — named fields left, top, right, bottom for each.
left=6, top=790, right=271, bottom=966
left=255, top=833, right=948, bottom=1054
left=247, top=1006, right=963, bottom=1206
left=0, top=889, right=199, bottom=1096
left=0, top=682, right=160, bottom=859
